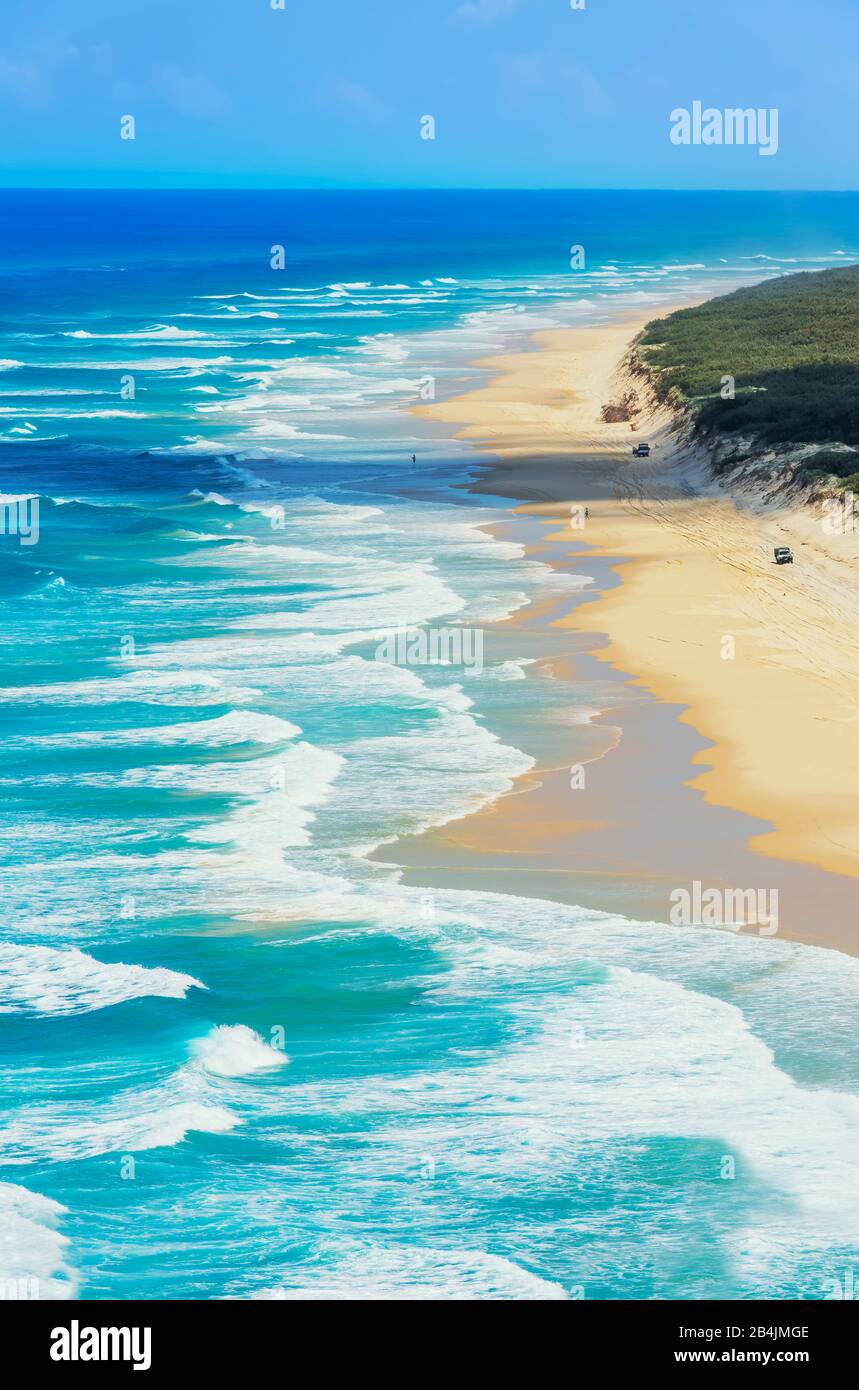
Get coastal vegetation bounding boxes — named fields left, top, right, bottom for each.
left=632, top=264, right=859, bottom=489
left=600, top=389, right=640, bottom=424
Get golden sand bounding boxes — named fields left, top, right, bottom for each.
left=417, top=310, right=859, bottom=883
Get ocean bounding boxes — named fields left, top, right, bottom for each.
left=1, top=188, right=859, bottom=1301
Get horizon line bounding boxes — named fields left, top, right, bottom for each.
left=0, top=184, right=858, bottom=195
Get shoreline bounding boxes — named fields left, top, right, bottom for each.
left=374, top=305, right=859, bottom=954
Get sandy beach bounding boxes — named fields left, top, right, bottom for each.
left=376, top=304, right=859, bottom=951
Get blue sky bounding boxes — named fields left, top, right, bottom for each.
left=1, top=0, right=857, bottom=189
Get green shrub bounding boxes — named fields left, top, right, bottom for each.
left=636, top=266, right=859, bottom=451
left=800, top=448, right=859, bottom=478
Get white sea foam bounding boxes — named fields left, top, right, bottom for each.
left=50, top=356, right=240, bottom=372
left=63, top=324, right=206, bottom=341
left=0, top=409, right=150, bottom=420
left=252, top=1242, right=566, bottom=1301
left=0, top=1182, right=76, bottom=1300
left=336, top=709, right=532, bottom=841
left=192, top=1024, right=288, bottom=1077
left=231, top=560, right=465, bottom=632
left=245, top=363, right=352, bottom=382
left=188, top=742, right=344, bottom=854
left=0, top=388, right=100, bottom=397
left=0, top=1099, right=238, bottom=1163
left=0, top=1020, right=292, bottom=1162
left=269, top=887, right=859, bottom=1295
left=22, top=711, right=299, bottom=751
left=165, top=528, right=239, bottom=541
left=184, top=490, right=283, bottom=521
left=0, top=669, right=260, bottom=707
left=480, top=658, right=534, bottom=681
left=0, top=944, right=203, bottom=1016
left=158, top=438, right=236, bottom=455
left=162, top=540, right=372, bottom=568
left=243, top=421, right=349, bottom=441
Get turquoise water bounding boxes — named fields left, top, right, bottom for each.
left=1, top=190, right=859, bottom=1301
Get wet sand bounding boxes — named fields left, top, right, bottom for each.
left=372, top=308, right=859, bottom=953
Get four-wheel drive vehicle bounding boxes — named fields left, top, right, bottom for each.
left=774, top=546, right=794, bottom=565
left=632, top=443, right=651, bottom=458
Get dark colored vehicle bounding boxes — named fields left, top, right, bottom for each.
left=774, top=546, right=794, bottom=565
left=632, top=443, right=651, bottom=458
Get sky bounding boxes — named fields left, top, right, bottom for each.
left=0, top=0, right=857, bottom=189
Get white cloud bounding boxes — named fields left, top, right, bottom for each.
left=494, top=50, right=610, bottom=119
left=158, top=66, right=228, bottom=119
left=0, top=45, right=79, bottom=106
left=325, top=80, right=390, bottom=124
left=454, top=0, right=521, bottom=25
